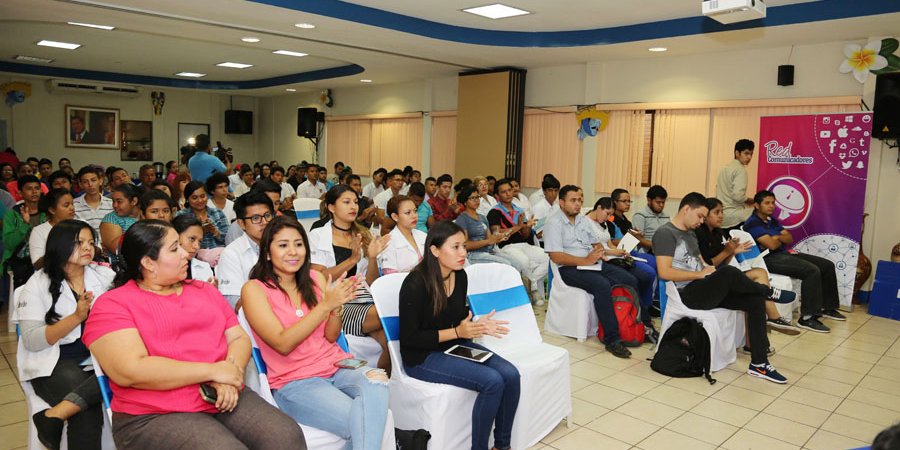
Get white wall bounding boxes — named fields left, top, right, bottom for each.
left=257, top=92, right=319, bottom=167
left=0, top=75, right=261, bottom=175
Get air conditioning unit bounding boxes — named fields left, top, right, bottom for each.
left=47, top=79, right=142, bottom=97
left=702, top=0, right=766, bottom=24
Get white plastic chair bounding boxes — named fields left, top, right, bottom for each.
left=7, top=271, right=17, bottom=334
left=237, top=310, right=396, bottom=450
left=544, top=261, right=599, bottom=342
left=657, top=281, right=744, bottom=372
left=369, top=273, right=478, bottom=450
left=465, top=263, right=572, bottom=449
left=293, top=198, right=321, bottom=233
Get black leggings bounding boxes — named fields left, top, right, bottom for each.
left=680, top=266, right=770, bottom=365
left=30, top=358, right=104, bottom=450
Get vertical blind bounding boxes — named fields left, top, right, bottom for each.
left=430, top=115, right=457, bottom=177
left=325, top=117, right=423, bottom=175
left=594, top=110, right=646, bottom=194
left=521, top=111, right=582, bottom=188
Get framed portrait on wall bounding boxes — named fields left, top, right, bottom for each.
left=177, top=122, right=209, bottom=150
left=121, top=120, right=153, bottom=161
left=65, top=105, right=119, bottom=149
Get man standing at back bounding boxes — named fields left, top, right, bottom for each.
left=717, top=139, right=756, bottom=230
left=188, top=134, right=231, bottom=183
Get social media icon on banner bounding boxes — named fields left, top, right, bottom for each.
left=840, top=143, right=847, bottom=149
left=863, top=115, right=872, bottom=123
left=839, top=153, right=846, bottom=160
left=837, top=127, right=849, bottom=138
left=820, top=130, right=831, bottom=138
left=852, top=126, right=862, bottom=131
left=835, top=120, right=841, bottom=126
left=849, top=148, right=859, bottom=157
left=823, top=117, right=831, bottom=124
left=845, top=115, right=854, bottom=123
left=857, top=161, right=865, bottom=169
left=842, top=161, right=853, bottom=169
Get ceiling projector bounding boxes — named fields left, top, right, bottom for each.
left=702, top=0, right=767, bottom=24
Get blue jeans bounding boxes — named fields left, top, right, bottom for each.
left=558, top=263, right=643, bottom=344
left=631, top=260, right=656, bottom=324
left=274, top=367, right=389, bottom=450
left=404, top=342, right=520, bottom=450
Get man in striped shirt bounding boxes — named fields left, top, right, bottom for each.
left=73, top=166, right=113, bottom=236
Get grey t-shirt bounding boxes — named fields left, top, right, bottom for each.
left=652, top=222, right=705, bottom=289
left=455, top=212, right=492, bottom=253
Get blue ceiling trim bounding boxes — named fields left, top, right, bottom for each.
left=252, top=0, right=900, bottom=48
left=0, top=61, right=365, bottom=89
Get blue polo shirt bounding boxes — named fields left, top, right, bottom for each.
left=743, top=212, right=786, bottom=253
left=416, top=201, right=432, bottom=233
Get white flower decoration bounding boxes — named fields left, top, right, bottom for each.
left=839, top=41, right=888, bottom=83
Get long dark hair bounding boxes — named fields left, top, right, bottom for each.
left=112, top=183, right=140, bottom=215
left=248, top=216, right=317, bottom=308
left=114, top=220, right=172, bottom=287
left=43, top=220, right=94, bottom=324
left=411, top=220, right=465, bottom=317
left=322, top=184, right=372, bottom=254
left=38, top=188, right=73, bottom=218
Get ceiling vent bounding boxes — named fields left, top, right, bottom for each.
left=47, top=79, right=142, bottom=97
left=702, top=0, right=766, bottom=24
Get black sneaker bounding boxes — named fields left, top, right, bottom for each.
left=797, top=316, right=831, bottom=333
left=821, top=309, right=847, bottom=321
left=766, top=317, right=801, bottom=335
left=32, top=409, right=63, bottom=450
left=767, top=287, right=797, bottom=304
left=747, top=363, right=788, bottom=384
left=644, top=324, right=660, bottom=345
left=742, top=346, right=776, bottom=356
left=605, top=341, right=632, bottom=359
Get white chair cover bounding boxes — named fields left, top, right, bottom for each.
left=544, top=261, right=598, bottom=341
left=369, top=273, right=478, bottom=450
left=237, top=310, right=396, bottom=450
left=345, top=334, right=383, bottom=367
left=293, top=198, right=321, bottom=233
left=465, top=263, right=572, bottom=449
left=729, top=229, right=801, bottom=321
left=657, top=281, right=743, bottom=372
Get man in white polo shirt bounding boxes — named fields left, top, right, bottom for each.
left=296, top=164, right=327, bottom=199
left=217, top=192, right=274, bottom=309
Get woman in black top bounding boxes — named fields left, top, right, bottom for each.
left=398, top=221, right=520, bottom=450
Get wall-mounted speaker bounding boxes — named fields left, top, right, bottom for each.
left=873, top=72, right=900, bottom=140
left=297, top=107, right=318, bottom=138
left=777, top=65, right=794, bottom=86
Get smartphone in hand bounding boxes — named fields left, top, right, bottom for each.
left=199, top=384, right=218, bottom=404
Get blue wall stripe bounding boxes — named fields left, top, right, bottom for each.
left=295, top=210, right=319, bottom=220
left=468, top=285, right=530, bottom=316
left=0, top=62, right=364, bottom=90
left=249, top=0, right=900, bottom=48
left=251, top=347, right=268, bottom=375
left=382, top=316, right=400, bottom=342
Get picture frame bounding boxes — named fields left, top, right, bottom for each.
left=178, top=122, right=210, bottom=151
left=65, top=105, right=120, bottom=149
left=120, top=120, right=153, bottom=161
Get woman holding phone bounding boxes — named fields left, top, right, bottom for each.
left=398, top=221, right=520, bottom=450
left=83, top=220, right=302, bottom=449
left=242, top=216, right=389, bottom=450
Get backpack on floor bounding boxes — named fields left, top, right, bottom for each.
left=395, top=428, right=430, bottom=450
left=597, top=285, right=645, bottom=345
left=650, top=317, right=716, bottom=385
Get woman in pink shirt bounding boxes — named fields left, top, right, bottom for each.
left=83, top=220, right=303, bottom=450
left=241, top=216, right=389, bottom=450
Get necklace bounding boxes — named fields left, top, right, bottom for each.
left=332, top=221, right=352, bottom=232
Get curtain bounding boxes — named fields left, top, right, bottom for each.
left=325, top=119, right=372, bottom=174
left=371, top=118, right=423, bottom=171
left=430, top=115, right=457, bottom=177
left=594, top=110, right=645, bottom=193
left=651, top=109, right=712, bottom=198
left=521, top=111, right=582, bottom=188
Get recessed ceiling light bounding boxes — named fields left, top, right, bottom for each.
left=15, top=55, right=53, bottom=63
left=285, top=88, right=297, bottom=92
left=360, top=79, right=373, bottom=83
left=36, top=40, right=81, bottom=50
left=216, top=62, right=253, bottom=69
left=648, top=47, right=668, bottom=52
left=463, top=4, right=531, bottom=19
left=241, top=37, right=260, bottom=43
left=175, top=72, right=206, bottom=78
left=273, top=50, right=308, bottom=57
left=67, top=22, right=115, bottom=30
left=294, top=23, right=316, bottom=29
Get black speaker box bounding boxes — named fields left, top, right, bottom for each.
left=873, top=72, right=900, bottom=139
left=298, top=107, right=318, bottom=138
left=777, top=65, right=794, bottom=86
left=225, top=110, right=253, bottom=134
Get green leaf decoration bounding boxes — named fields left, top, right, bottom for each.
left=879, top=38, right=899, bottom=56
left=872, top=54, right=900, bottom=75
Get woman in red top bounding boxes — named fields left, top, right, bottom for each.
left=83, top=220, right=303, bottom=450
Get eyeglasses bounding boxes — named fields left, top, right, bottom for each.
left=242, top=212, right=274, bottom=224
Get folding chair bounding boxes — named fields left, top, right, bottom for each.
left=293, top=198, right=321, bottom=233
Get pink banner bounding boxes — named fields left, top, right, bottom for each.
left=758, top=112, right=873, bottom=307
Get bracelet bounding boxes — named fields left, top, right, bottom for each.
left=454, top=326, right=459, bottom=339
left=332, top=305, right=344, bottom=318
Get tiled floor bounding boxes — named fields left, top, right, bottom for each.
left=0, top=303, right=897, bottom=450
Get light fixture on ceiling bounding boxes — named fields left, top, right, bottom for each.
left=15, top=55, right=54, bottom=63
left=463, top=3, right=531, bottom=19
left=216, top=62, right=253, bottom=69
left=67, top=22, right=115, bottom=30
left=285, top=88, right=297, bottom=92
left=648, top=47, right=668, bottom=52
left=360, top=79, right=373, bottom=83
left=175, top=72, right=206, bottom=78
left=294, top=22, right=316, bottom=29
left=241, top=37, right=261, bottom=43
left=36, top=40, right=81, bottom=50
left=273, top=50, right=308, bottom=57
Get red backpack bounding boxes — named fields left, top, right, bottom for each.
left=597, top=285, right=645, bottom=345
